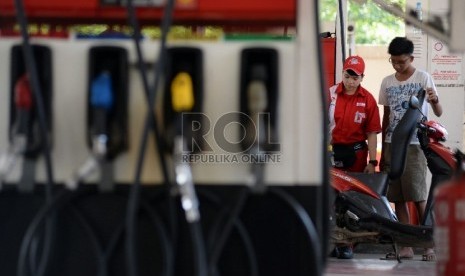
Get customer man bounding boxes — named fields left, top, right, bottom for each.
left=379, top=37, right=442, bottom=261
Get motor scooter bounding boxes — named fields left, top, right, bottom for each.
left=330, top=89, right=458, bottom=261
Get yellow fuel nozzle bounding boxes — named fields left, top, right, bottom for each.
left=171, top=72, right=195, bottom=112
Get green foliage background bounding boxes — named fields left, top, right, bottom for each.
left=320, top=0, right=406, bottom=45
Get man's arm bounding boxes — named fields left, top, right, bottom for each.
left=426, top=87, right=442, bottom=117
left=431, top=100, right=442, bottom=117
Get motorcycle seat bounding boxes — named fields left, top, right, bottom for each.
left=346, top=172, right=389, bottom=196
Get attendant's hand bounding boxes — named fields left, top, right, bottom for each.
left=363, top=164, right=375, bottom=174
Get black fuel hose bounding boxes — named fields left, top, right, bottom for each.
left=338, top=0, right=347, bottom=62
left=206, top=187, right=322, bottom=276
left=68, top=204, right=107, bottom=276
left=198, top=188, right=258, bottom=276
left=270, top=187, right=322, bottom=276
left=17, top=190, right=78, bottom=276
left=315, top=0, right=332, bottom=261
left=13, top=0, right=57, bottom=275
left=98, top=196, right=173, bottom=276
left=206, top=208, right=258, bottom=276
left=124, top=0, right=178, bottom=275
left=14, top=0, right=55, bottom=200
left=207, top=187, right=252, bottom=276
left=24, top=196, right=108, bottom=276
left=17, top=187, right=172, bottom=276
left=125, top=1, right=178, bottom=273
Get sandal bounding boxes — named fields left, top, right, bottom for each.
left=384, top=252, right=397, bottom=260
left=384, top=252, right=413, bottom=260
left=422, top=249, right=436, bottom=262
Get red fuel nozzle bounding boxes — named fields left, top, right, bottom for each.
left=14, top=74, right=33, bottom=110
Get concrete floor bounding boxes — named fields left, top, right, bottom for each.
left=324, top=254, right=436, bottom=276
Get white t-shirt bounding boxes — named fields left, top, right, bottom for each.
left=378, top=69, right=436, bottom=144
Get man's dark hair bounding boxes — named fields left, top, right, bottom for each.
left=388, top=37, right=414, bottom=56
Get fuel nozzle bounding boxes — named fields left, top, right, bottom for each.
left=173, top=136, right=199, bottom=222
left=171, top=72, right=195, bottom=113
left=65, top=72, right=114, bottom=190
left=171, top=71, right=200, bottom=222
left=90, top=71, right=113, bottom=157
left=247, top=65, right=268, bottom=142
left=0, top=74, right=33, bottom=186
left=245, top=65, right=269, bottom=193
left=247, top=65, right=268, bottom=112
left=14, top=74, right=34, bottom=135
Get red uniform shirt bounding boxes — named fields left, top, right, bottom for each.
left=328, top=82, right=381, bottom=144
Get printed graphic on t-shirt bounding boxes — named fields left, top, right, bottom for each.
left=385, top=82, right=422, bottom=142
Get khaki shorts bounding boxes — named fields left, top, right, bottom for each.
left=383, top=143, right=427, bottom=202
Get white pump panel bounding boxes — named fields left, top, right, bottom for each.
left=0, top=37, right=325, bottom=186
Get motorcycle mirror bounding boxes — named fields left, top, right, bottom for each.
left=409, top=95, right=420, bottom=109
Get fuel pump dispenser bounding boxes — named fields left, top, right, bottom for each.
left=0, top=0, right=330, bottom=276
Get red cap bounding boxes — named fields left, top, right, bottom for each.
left=343, top=56, right=365, bottom=76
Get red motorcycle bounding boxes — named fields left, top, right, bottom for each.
left=330, top=89, right=457, bottom=261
